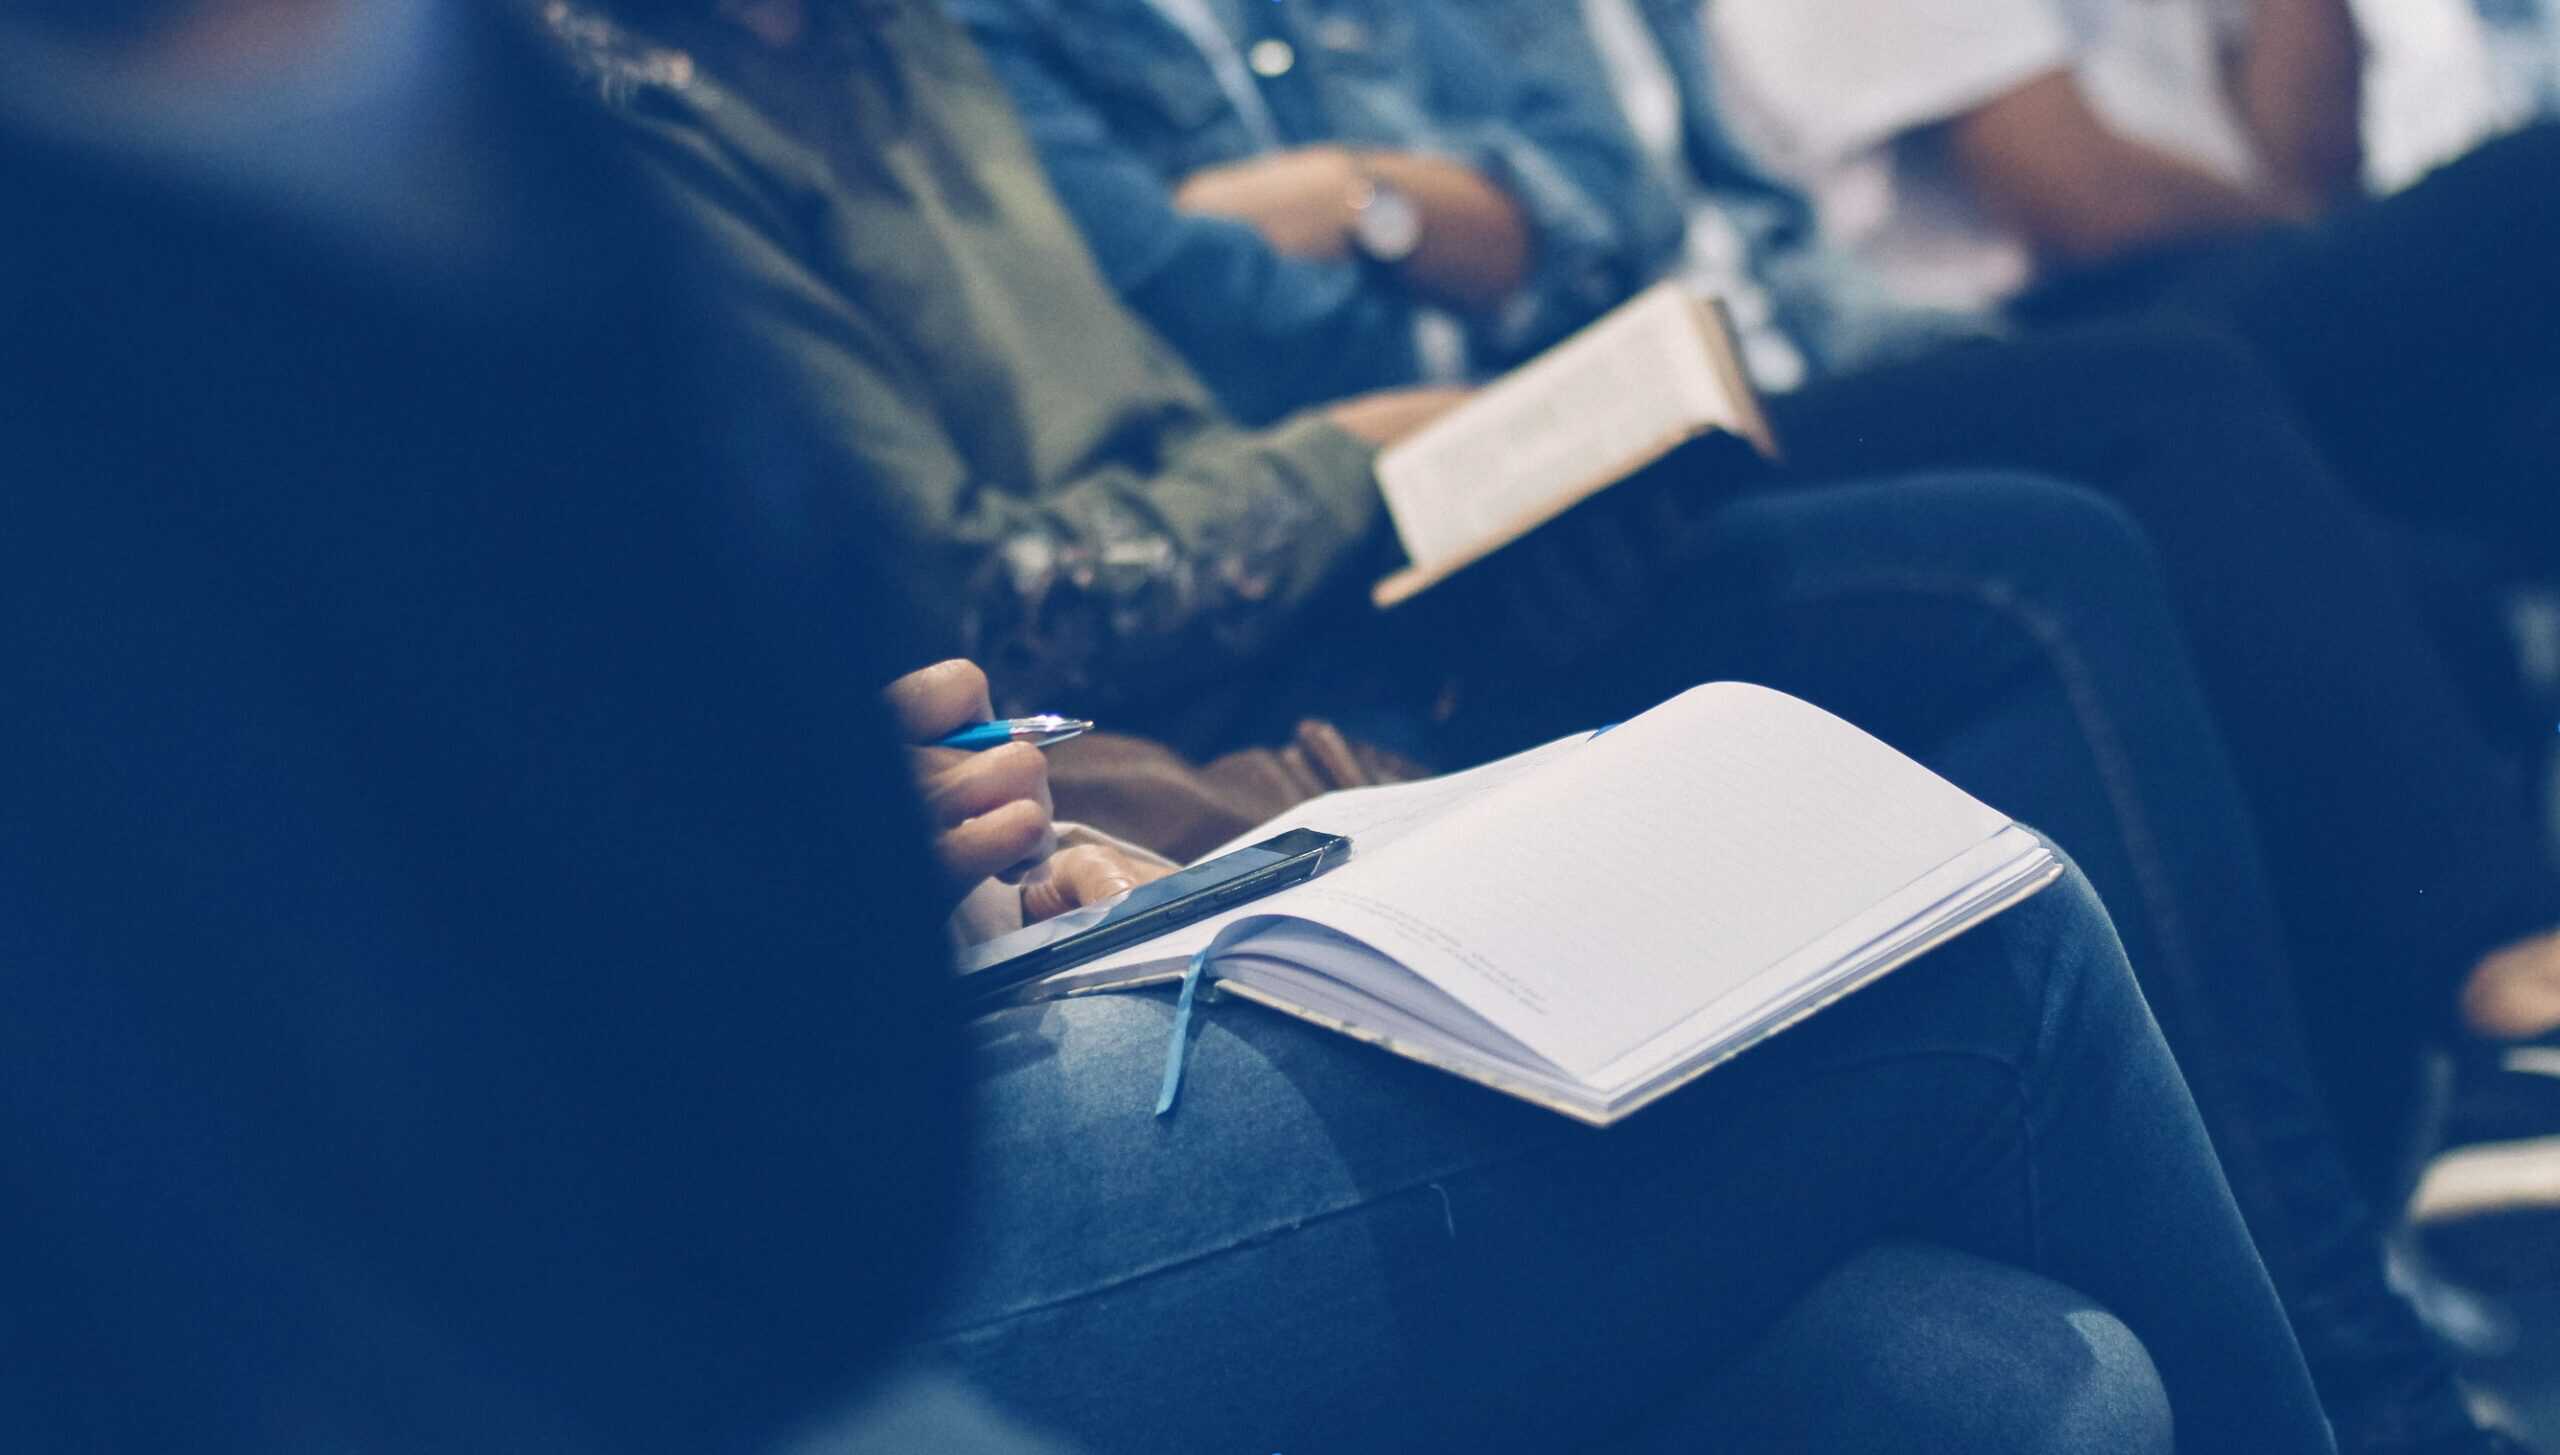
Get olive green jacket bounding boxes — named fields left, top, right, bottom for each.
left=543, top=1, right=1385, bottom=718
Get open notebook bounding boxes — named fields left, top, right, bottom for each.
left=1371, top=282, right=1779, bottom=609
left=1034, top=684, right=2060, bottom=1126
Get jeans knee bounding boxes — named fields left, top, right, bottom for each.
left=1959, top=855, right=2139, bottom=1053
left=1711, top=1241, right=2174, bottom=1455
left=2026, top=1303, right=2176, bottom=1455
left=1865, top=470, right=2172, bottom=622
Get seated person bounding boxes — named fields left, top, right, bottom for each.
left=2, top=16, right=2326, bottom=1455
left=1700, top=0, right=2560, bottom=562
left=940, top=0, right=1676, bottom=423
left=752, top=0, right=2539, bottom=1444
left=2, top=32, right=2329, bottom=1432
left=891, top=657, right=2327, bottom=1454
left=577, top=2, right=2556, bottom=1449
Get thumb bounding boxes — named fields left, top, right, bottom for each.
left=1022, top=846, right=1141, bottom=924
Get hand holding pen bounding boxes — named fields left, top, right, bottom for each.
left=884, top=661, right=1066, bottom=897
left=884, top=660, right=1148, bottom=924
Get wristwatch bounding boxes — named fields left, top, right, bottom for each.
left=1347, top=162, right=1423, bottom=266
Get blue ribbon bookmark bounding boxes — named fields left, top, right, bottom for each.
left=1154, top=946, right=1216, bottom=1118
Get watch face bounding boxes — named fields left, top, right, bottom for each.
left=1355, top=181, right=1423, bottom=264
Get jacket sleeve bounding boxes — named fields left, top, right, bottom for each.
left=947, top=0, right=1425, bottom=425
left=614, top=106, right=1388, bottom=718
left=1407, top=0, right=1683, bottom=362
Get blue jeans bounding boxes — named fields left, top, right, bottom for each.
left=1425, top=468, right=2448, bottom=1447
left=879, top=1244, right=2176, bottom=1455
left=1646, top=1241, right=2174, bottom=1455
left=920, top=868, right=2330, bottom=1454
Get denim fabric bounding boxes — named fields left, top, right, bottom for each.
left=1412, top=457, right=2489, bottom=1450
left=943, top=0, right=1680, bottom=422
left=1646, top=1241, right=2175, bottom=1455
left=1456, top=0, right=2001, bottom=381
left=901, top=1242, right=2178, bottom=1455
left=920, top=866, right=2332, bottom=1455
left=783, top=1370, right=1079, bottom=1455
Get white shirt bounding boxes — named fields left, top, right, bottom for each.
left=2351, top=0, right=2504, bottom=189
left=1703, top=0, right=2262, bottom=312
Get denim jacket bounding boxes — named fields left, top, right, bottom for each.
left=1461, top=0, right=2000, bottom=381
left=943, top=0, right=1682, bottom=424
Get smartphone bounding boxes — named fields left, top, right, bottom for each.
left=956, top=828, right=1351, bottom=1010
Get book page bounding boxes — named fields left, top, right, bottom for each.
left=1375, top=283, right=1739, bottom=576
left=1250, top=684, right=2013, bottom=1084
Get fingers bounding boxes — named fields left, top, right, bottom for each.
left=936, top=799, right=1052, bottom=888
left=918, top=740, right=1054, bottom=885
left=919, top=741, right=1051, bottom=826
left=883, top=659, right=994, bottom=743
left=1021, top=844, right=1162, bottom=924
left=2461, top=933, right=2560, bottom=1040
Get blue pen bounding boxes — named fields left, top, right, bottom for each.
left=935, top=715, right=1095, bottom=751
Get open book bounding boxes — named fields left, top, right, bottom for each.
left=1372, top=282, right=1780, bottom=609
left=1038, top=684, right=2060, bottom=1126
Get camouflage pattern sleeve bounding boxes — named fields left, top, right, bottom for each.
left=956, top=416, right=1383, bottom=715
left=550, top=29, right=1392, bottom=717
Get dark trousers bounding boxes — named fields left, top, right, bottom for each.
left=2020, top=121, right=2560, bottom=559
left=1720, top=329, right=2560, bottom=1450
left=937, top=854, right=2331, bottom=1455
left=2021, top=122, right=2560, bottom=767
left=1766, top=322, right=2560, bottom=1197
left=1383, top=389, right=2533, bottom=1448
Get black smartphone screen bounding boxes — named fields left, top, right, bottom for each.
left=958, top=828, right=1348, bottom=1008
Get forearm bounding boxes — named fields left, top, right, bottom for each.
left=1357, top=151, right=1532, bottom=312
left=1946, top=71, right=2306, bottom=266
left=2039, top=141, right=2297, bottom=262
left=2230, top=0, right=2365, bottom=207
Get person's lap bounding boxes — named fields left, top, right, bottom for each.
left=2025, top=121, right=2560, bottom=548
left=1763, top=329, right=2560, bottom=1192
left=1232, top=464, right=2432, bottom=1443
left=917, top=868, right=2328, bottom=1455
left=1629, top=1240, right=2173, bottom=1455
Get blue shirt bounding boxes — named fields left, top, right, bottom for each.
left=943, top=0, right=1682, bottom=423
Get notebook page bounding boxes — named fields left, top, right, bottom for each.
left=1257, top=683, right=2012, bottom=1084
left=1376, top=283, right=1730, bottom=571
left=1052, top=733, right=1592, bottom=987
left=1582, top=829, right=2051, bottom=1096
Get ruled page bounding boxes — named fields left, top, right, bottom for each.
left=1264, top=683, right=2013, bottom=1084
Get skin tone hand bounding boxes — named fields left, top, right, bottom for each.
left=886, top=660, right=1056, bottom=904
left=884, top=659, right=1171, bottom=923
left=1020, top=843, right=1168, bottom=923
left=2461, top=929, right=2560, bottom=1040
left=1174, top=146, right=1531, bottom=311
left=1176, top=145, right=1368, bottom=260
left=1944, top=0, right=2364, bottom=272
left=1943, top=71, right=2306, bottom=267
left=2227, top=0, right=2364, bottom=209
left=1323, top=385, right=1474, bottom=447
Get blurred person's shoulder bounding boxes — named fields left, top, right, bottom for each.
left=529, top=1, right=843, bottom=233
